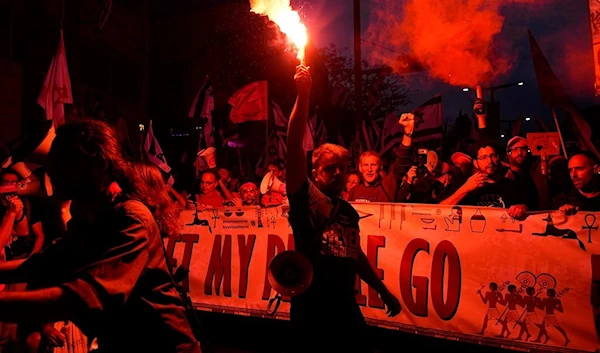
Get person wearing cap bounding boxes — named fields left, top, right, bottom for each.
left=431, top=152, right=474, bottom=201
left=505, top=136, right=548, bottom=210
left=451, top=152, right=473, bottom=178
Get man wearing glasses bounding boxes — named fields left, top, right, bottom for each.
left=440, top=140, right=529, bottom=220
left=505, top=136, right=548, bottom=211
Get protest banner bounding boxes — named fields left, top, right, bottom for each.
left=166, top=203, right=600, bottom=352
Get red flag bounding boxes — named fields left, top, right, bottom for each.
left=228, top=81, right=268, bottom=124
left=37, top=30, right=73, bottom=128
left=411, top=94, right=443, bottom=143
left=528, top=29, right=576, bottom=108
left=528, top=29, right=600, bottom=158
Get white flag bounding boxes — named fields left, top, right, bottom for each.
left=37, top=30, right=73, bottom=128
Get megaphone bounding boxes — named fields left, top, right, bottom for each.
left=13, top=168, right=53, bottom=198
left=9, top=119, right=55, bottom=167
left=197, top=147, right=217, bottom=169
left=0, top=120, right=56, bottom=197
left=260, top=171, right=286, bottom=195
left=267, top=250, right=313, bottom=297
left=0, top=174, right=52, bottom=199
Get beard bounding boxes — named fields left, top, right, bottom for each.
left=511, top=156, right=526, bottom=167
left=243, top=197, right=257, bottom=205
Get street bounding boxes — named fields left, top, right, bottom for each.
left=199, top=312, right=513, bottom=353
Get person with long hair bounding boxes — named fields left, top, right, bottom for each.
left=131, top=162, right=182, bottom=238
left=0, top=119, right=201, bottom=353
left=26, top=163, right=184, bottom=353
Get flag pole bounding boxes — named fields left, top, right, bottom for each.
left=551, top=107, right=568, bottom=159
left=59, top=0, right=65, bottom=29
left=139, top=120, right=148, bottom=161
left=237, top=147, right=245, bottom=180
left=353, top=0, right=362, bottom=128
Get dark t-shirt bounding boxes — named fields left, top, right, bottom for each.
left=349, top=179, right=395, bottom=203
left=288, top=180, right=366, bottom=348
left=508, top=170, right=539, bottom=211
left=564, top=188, right=600, bottom=211
left=28, top=197, right=61, bottom=248
left=461, top=177, right=527, bottom=208
left=20, top=199, right=200, bottom=353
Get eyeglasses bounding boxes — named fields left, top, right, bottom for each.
left=477, top=154, right=499, bottom=161
left=508, top=146, right=529, bottom=153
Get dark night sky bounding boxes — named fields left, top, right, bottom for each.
left=295, top=0, right=599, bottom=135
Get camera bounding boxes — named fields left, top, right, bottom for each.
left=417, top=148, right=429, bottom=178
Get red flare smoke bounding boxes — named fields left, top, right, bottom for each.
left=366, top=0, right=549, bottom=87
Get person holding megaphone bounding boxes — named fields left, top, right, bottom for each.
left=260, top=160, right=288, bottom=207
left=285, top=65, right=401, bottom=353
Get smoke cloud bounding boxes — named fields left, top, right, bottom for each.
left=365, top=0, right=551, bottom=87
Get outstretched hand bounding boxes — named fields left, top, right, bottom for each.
left=294, top=65, right=312, bottom=97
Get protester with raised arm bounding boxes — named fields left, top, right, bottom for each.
left=286, top=65, right=401, bottom=353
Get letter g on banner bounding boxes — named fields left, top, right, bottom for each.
left=400, top=239, right=461, bottom=320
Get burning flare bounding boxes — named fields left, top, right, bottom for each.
left=250, top=0, right=308, bottom=63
